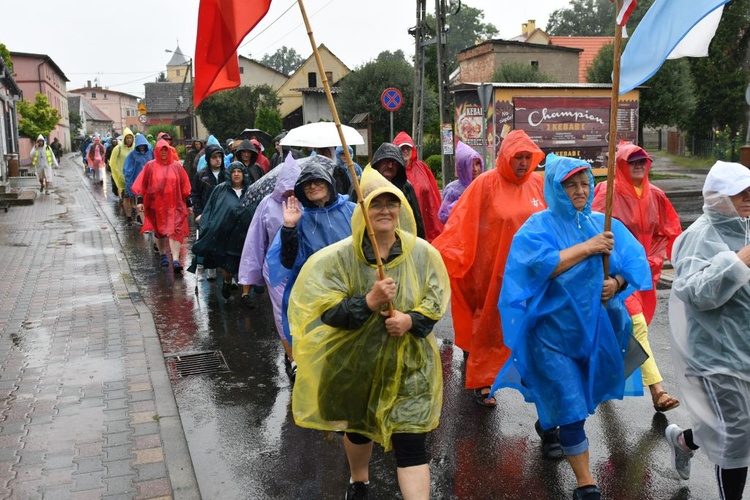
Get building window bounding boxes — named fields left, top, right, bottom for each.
left=325, top=71, right=333, bottom=83
left=177, top=69, right=181, bottom=77
left=239, top=66, right=244, bottom=74
left=91, top=92, right=96, bottom=99
left=531, top=61, right=539, bottom=69
left=308, top=72, right=317, bottom=87
left=103, top=93, right=108, bottom=100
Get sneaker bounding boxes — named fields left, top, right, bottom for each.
left=40, top=185, right=44, bottom=193
left=206, top=268, right=217, bottom=281
left=535, top=420, right=564, bottom=459
left=231, top=278, right=239, bottom=290
left=221, top=282, right=232, bottom=299
left=666, top=424, right=694, bottom=480
left=160, top=255, right=170, bottom=267
left=572, top=485, right=601, bottom=500
left=173, top=260, right=183, bottom=273
left=344, top=481, right=368, bottom=500
left=153, top=243, right=160, bottom=254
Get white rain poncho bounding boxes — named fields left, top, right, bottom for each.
left=669, top=161, right=750, bottom=469
left=289, top=166, right=450, bottom=449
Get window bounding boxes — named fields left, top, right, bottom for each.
left=177, top=69, right=181, bottom=77
left=91, top=92, right=96, bottom=99
left=325, top=71, right=333, bottom=83
left=239, top=66, right=244, bottom=74
left=531, top=61, right=539, bottom=69
left=307, top=72, right=317, bottom=87
left=103, top=93, right=107, bottom=100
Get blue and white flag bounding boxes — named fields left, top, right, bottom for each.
left=619, top=0, right=730, bottom=94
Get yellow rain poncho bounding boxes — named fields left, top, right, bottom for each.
left=289, top=166, right=450, bottom=449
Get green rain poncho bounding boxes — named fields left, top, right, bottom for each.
left=289, top=167, right=450, bottom=449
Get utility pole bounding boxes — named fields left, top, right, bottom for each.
left=435, top=0, right=454, bottom=184
left=411, top=0, right=427, bottom=157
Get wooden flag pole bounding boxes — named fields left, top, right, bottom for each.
left=603, top=0, right=624, bottom=279
left=296, top=0, right=394, bottom=316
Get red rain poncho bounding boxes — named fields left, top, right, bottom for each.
left=132, top=139, right=192, bottom=243
left=393, top=132, right=444, bottom=241
left=432, top=130, right=546, bottom=389
left=592, top=141, right=681, bottom=323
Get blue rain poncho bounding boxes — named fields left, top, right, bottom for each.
left=267, top=156, right=356, bottom=342
left=669, top=161, right=750, bottom=469
left=289, top=166, right=450, bottom=449
left=491, top=154, right=651, bottom=430
left=123, top=134, right=153, bottom=197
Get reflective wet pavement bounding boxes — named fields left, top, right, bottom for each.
left=83, top=154, right=715, bottom=499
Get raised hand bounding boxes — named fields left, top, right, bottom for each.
left=282, top=195, right=303, bottom=228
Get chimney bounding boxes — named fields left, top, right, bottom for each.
left=527, top=20, right=536, bottom=32
left=87, top=80, right=91, bottom=87
left=522, top=22, right=528, bottom=35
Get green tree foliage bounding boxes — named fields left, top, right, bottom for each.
left=68, top=108, right=83, bottom=137
left=493, top=62, right=557, bottom=83
left=337, top=50, right=438, bottom=148
left=195, top=84, right=281, bottom=144
left=586, top=43, right=695, bottom=130
left=261, top=46, right=304, bottom=75
left=18, top=93, right=61, bottom=139
left=155, top=72, right=168, bottom=82
left=0, top=43, right=13, bottom=72
left=686, top=0, right=750, bottom=140
left=255, top=107, right=283, bottom=138
left=424, top=4, right=498, bottom=87
left=546, top=0, right=654, bottom=35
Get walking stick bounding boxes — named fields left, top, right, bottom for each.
left=603, top=0, right=624, bottom=279
left=296, top=0, right=394, bottom=316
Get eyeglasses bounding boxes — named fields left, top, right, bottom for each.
left=303, top=179, right=326, bottom=188
left=369, top=200, right=400, bottom=211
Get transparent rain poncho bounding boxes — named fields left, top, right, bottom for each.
left=288, top=166, right=450, bottom=449
left=669, top=161, right=750, bottom=469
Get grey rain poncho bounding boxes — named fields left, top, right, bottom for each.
left=669, top=161, right=750, bottom=469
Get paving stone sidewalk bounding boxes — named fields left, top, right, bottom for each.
left=0, top=156, right=199, bottom=499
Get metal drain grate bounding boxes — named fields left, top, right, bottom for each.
left=165, top=351, right=231, bottom=378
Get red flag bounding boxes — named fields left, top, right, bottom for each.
left=613, top=0, right=637, bottom=26
left=194, top=0, right=272, bottom=108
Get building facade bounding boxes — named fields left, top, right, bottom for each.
left=10, top=51, right=71, bottom=151
left=0, top=56, right=21, bottom=181
left=69, top=83, right=139, bottom=135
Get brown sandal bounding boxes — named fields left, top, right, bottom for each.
left=653, top=391, right=680, bottom=412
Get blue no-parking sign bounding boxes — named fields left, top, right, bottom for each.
left=381, top=88, right=403, bottom=112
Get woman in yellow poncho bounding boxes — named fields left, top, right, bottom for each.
left=289, top=166, right=450, bottom=500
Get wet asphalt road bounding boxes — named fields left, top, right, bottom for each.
left=78, top=159, right=716, bottom=499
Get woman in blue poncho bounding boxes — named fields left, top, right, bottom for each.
left=491, top=154, right=651, bottom=500
left=267, top=155, right=356, bottom=344
left=124, top=134, right=153, bottom=224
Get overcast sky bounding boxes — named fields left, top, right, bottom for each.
left=3, top=0, right=573, bottom=98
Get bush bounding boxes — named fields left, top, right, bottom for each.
left=425, top=155, right=442, bottom=181
left=175, top=144, right=186, bottom=160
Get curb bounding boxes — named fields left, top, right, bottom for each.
left=69, top=154, right=201, bottom=499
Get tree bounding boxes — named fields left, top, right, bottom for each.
left=155, top=72, right=168, bottom=82
left=686, top=0, right=750, bottom=141
left=337, top=50, right=438, bottom=148
left=255, top=107, right=283, bottom=138
left=0, top=43, right=12, bottom=73
left=546, top=0, right=654, bottom=35
left=493, top=62, right=557, bottom=83
left=195, top=84, right=281, bottom=144
left=261, top=46, right=304, bottom=76
left=587, top=43, right=695, bottom=131
left=18, top=93, right=61, bottom=139
left=424, top=4, right=498, bottom=87
left=68, top=108, right=83, bottom=138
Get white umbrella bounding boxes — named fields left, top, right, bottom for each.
left=279, top=122, right=364, bottom=148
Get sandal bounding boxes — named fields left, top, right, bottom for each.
left=653, top=391, right=680, bottom=412
left=535, top=420, right=564, bottom=459
left=473, top=387, right=496, bottom=408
